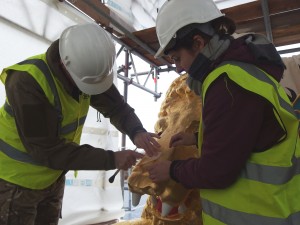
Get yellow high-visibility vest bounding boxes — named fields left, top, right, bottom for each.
left=0, top=54, right=90, bottom=189
left=199, top=61, right=300, bottom=225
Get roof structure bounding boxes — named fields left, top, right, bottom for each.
left=65, top=0, right=300, bottom=67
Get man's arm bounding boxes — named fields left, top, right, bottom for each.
left=91, top=84, right=160, bottom=156
left=5, top=71, right=117, bottom=170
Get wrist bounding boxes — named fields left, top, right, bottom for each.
left=130, top=127, right=147, bottom=142
left=108, top=150, right=117, bottom=169
left=170, top=160, right=181, bottom=182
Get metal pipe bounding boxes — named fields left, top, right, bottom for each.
left=261, top=0, right=273, bottom=42
left=129, top=51, right=140, bottom=84
left=278, top=47, right=300, bottom=55
left=113, top=39, right=158, bottom=67
left=154, top=67, right=159, bottom=102
left=121, top=50, right=129, bottom=149
left=117, top=62, right=132, bottom=74
left=143, top=67, right=154, bottom=87
left=120, top=50, right=130, bottom=210
left=157, top=66, right=177, bottom=73
left=117, top=73, right=161, bottom=99
left=116, top=45, right=124, bottom=58
left=131, top=71, right=150, bottom=76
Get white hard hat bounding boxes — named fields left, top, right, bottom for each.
left=59, top=23, right=116, bottom=95
left=155, top=0, right=225, bottom=58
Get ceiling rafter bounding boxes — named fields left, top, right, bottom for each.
left=63, top=0, right=300, bottom=67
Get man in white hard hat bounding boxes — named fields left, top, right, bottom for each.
left=148, top=0, right=300, bottom=224
left=0, top=23, right=160, bottom=225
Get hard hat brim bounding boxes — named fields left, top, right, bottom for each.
left=58, top=23, right=116, bottom=96
left=154, top=45, right=165, bottom=59
left=154, top=15, right=235, bottom=59
left=70, top=69, right=114, bottom=95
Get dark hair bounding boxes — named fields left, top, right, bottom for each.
left=164, top=27, right=212, bottom=55
left=211, top=16, right=236, bottom=36
left=164, top=17, right=236, bottom=55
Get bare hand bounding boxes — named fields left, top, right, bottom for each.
left=148, top=161, right=172, bottom=183
left=133, top=132, right=161, bottom=157
left=114, top=150, right=144, bottom=170
left=169, top=132, right=197, bottom=148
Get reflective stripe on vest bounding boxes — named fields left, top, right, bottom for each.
left=217, top=61, right=295, bottom=117
left=0, top=116, right=87, bottom=165
left=1, top=59, right=87, bottom=163
left=216, top=62, right=299, bottom=185
left=0, top=139, right=42, bottom=166
left=60, top=116, right=87, bottom=135
left=0, top=54, right=90, bottom=189
left=19, top=59, right=63, bottom=126
left=202, top=198, right=300, bottom=225
left=199, top=61, right=300, bottom=225
left=294, top=95, right=300, bottom=120
left=4, top=101, right=13, bottom=116
left=241, top=156, right=300, bottom=185
left=4, top=103, right=87, bottom=135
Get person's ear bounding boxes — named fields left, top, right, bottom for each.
left=192, top=35, right=205, bottom=52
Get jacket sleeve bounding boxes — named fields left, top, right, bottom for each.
left=90, top=84, right=146, bottom=142
left=5, top=70, right=116, bottom=171
left=170, top=75, right=285, bottom=189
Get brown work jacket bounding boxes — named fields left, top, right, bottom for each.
left=4, top=40, right=146, bottom=171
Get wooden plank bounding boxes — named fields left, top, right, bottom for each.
left=234, top=8, right=300, bottom=46
left=132, top=27, right=158, bottom=45
left=271, top=9, right=300, bottom=28
left=66, top=0, right=300, bottom=67
left=222, top=1, right=263, bottom=22
left=268, top=0, right=300, bottom=15
left=222, top=0, right=300, bottom=22
left=273, top=24, right=300, bottom=47
left=68, top=0, right=110, bottom=27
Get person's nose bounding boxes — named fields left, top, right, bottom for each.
left=175, top=62, right=184, bottom=73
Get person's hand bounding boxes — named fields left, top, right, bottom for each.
left=169, top=132, right=197, bottom=148
left=114, top=150, right=144, bottom=170
left=133, top=132, right=161, bottom=157
left=148, top=161, right=172, bottom=183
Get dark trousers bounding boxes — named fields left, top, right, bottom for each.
left=0, top=176, right=65, bottom=225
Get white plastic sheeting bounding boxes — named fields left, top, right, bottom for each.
left=0, top=0, right=80, bottom=42
left=281, top=55, right=300, bottom=99
left=0, top=17, right=50, bottom=106
left=59, top=102, right=125, bottom=225
left=0, top=1, right=124, bottom=224
left=105, top=0, right=257, bottom=31
left=106, top=0, right=164, bottom=31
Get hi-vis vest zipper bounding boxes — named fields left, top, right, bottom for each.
left=198, top=61, right=300, bottom=225
left=0, top=54, right=90, bottom=189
